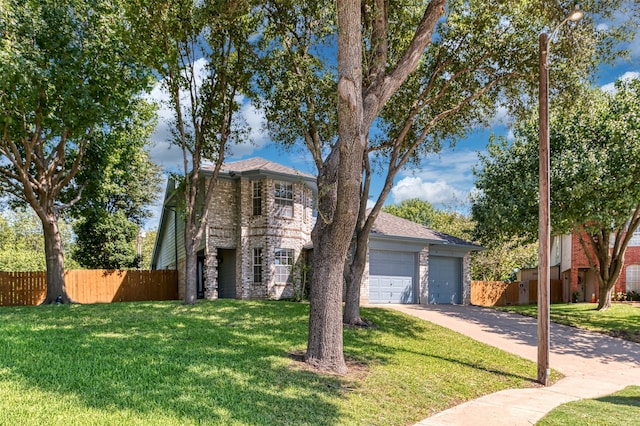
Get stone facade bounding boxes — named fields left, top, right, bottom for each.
left=418, top=247, right=430, bottom=306
left=462, top=254, right=472, bottom=304
left=204, top=175, right=313, bottom=300
left=153, top=159, right=480, bottom=305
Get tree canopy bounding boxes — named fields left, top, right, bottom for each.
left=0, top=0, right=153, bottom=302
left=255, top=0, right=638, bottom=371
left=124, top=0, right=257, bottom=304
left=472, top=78, right=640, bottom=309
left=70, top=100, right=162, bottom=270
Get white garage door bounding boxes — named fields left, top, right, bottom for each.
left=428, top=256, right=461, bottom=304
left=369, top=250, right=416, bottom=304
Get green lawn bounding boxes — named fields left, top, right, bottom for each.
left=497, top=303, right=640, bottom=343
left=0, top=300, right=547, bottom=425
left=538, top=386, right=640, bottom=425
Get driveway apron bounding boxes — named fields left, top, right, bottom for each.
left=380, top=304, right=640, bottom=426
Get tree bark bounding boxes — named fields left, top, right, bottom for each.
left=342, top=0, right=446, bottom=323
left=306, top=202, right=351, bottom=373
left=305, top=0, right=364, bottom=374
left=597, top=285, right=613, bottom=311
left=343, top=233, right=368, bottom=325
left=309, top=0, right=447, bottom=360
left=184, top=225, right=198, bottom=305
left=41, top=212, right=72, bottom=304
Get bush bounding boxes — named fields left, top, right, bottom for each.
left=627, top=291, right=640, bottom=302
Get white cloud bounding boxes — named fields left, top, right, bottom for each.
left=492, top=104, right=510, bottom=126
left=146, top=59, right=269, bottom=170
left=388, top=149, right=480, bottom=208
left=406, top=150, right=479, bottom=185
left=601, top=71, right=640, bottom=93
left=391, top=177, right=465, bottom=205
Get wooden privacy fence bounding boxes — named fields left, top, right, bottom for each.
left=471, top=279, right=562, bottom=307
left=0, top=269, right=178, bottom=306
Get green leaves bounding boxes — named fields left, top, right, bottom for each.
left=472, top=79, right=640, bottom=245
left=0, top=0, right=153, bottom=205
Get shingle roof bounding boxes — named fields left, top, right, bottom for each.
left=371, top=211, right=481, bottom=249
left=371, top=211, right=443, bottom=241
left=205, top=157, right=315, bottom=179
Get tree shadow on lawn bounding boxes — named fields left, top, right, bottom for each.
left=595, top=394, right=640, bottom=409
left=0, top=301, right=346, bottom=425
left=345, top=307, right=537, bottom=384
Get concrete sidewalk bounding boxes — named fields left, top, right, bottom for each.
left=382, top=304, right=640, bottom=426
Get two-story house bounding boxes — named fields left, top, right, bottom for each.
left=152, top=157, right=481, bottom=304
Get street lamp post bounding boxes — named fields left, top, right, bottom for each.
left=538, top=5, right=583, bottom=386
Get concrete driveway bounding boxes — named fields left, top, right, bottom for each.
left=381, top=304, right=640, bottom=425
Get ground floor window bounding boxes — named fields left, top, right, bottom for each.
left=626, top=264, right=640, bottom=292
left=253, top=248, right=263, bottom=284
left=274, top=248, right=294, bottom=283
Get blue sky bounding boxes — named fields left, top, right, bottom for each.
left=144, top=23, right=640, bottom=232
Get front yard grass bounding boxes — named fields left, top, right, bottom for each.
left=537, top=385, right=640, bottom=425
left=0, top=300, right=546, bottom=425
left=497, top=303, right=640, bottom=343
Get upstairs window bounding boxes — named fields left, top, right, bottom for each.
left=274, top=248, right=294, bottom=283
left=252, top=181, right=262, bottom=216
left=274, top=181, right=293, bottom=217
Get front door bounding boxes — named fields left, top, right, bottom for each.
left=217, top=249, right=237, bottom=298
left=197, top=251, right=205, bottom=299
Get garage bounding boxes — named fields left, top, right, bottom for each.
left=428, top=256, right=462, bottom=304
left=368, top=250, right=416, bottom=304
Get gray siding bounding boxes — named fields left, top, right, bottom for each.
left=155, top=208, right=185, bottom=270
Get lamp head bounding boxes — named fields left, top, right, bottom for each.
left=567, top=4, right=584, bottom=22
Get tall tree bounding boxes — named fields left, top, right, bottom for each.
left=139, top=229, right=157, bottom=270
left=125, top=0, right=256, bottom=304
left=71, top=100, right=162, bottom=269
left=257, top=0, right=636, bottom=372
left=0, top=0, right=152, bottom=303
left=472, top=79, right=640, bottom=310
left=344, top=0, right=636, bottom=325
left=0, top=209, right=78, bottom=272
left=383, top=199, right=438, bottom=229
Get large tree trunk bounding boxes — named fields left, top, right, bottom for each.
left=306, top=205, right=350, bottom=374
left=305, top=0, right=365, bottom=374
left=306, top=147, right=365, bottom=373
left=41, top=213, right=71, bottom=304
left=597, top=285, right=614, bottom=311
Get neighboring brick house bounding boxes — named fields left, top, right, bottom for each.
left=151, top=157, right=481, bottom=304
left=532, top=229, right=640, bottom=302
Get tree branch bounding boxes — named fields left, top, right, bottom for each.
left=363, top=0, right=446, bottom=126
